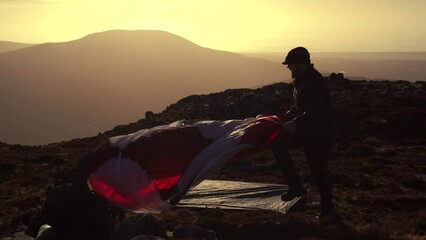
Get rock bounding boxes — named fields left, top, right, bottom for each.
left=327, top=72, right=350, bottom=85
left=12, top=232, right=34, bottom=240
left=414, top=174, right=426, bottom=183
left=129, top=235, right=166, bottom=240
left=112, top=214, right=167, bottom=240
left=145, top=111, right=154, bottom=119
left=173, top=224, right=217, bottom=240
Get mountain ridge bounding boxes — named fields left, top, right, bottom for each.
left=241, top=52, right=426, bottom=81
left=0, top=30, right=285, bottom=145
left=0, top=41, right=33, bottom=54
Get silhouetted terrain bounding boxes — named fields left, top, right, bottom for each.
left=1, top=77, right=425, bottom=239
left=243, top=52, right=426, bottom=81
left=0, top=41, right=33, bottom=54
left=0, top=30, right=284, bottom=145
left=3, top=32, right=426, bottom=146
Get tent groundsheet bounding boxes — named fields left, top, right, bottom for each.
left=177, top=180, right=301, bottom=214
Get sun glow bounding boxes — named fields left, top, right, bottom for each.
left=0, top=0, right=425, bottom=52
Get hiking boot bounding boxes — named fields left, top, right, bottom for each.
left=281, top=187, right=307, bottom=201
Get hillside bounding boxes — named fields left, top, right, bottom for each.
left=0, top=30, right=285, bottom=145
left=0, top=41, right=33, bottom=54
left=242, top=52, right=426, bottom=82
left=0, top=76, right=425, bottom=239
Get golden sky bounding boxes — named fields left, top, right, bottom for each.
left=0, top=0, right=425, bottom=52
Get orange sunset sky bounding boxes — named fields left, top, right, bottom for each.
left=0, top=0, right=425, bottom=52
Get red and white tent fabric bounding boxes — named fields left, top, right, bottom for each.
left=82, top=114, right=288, bottom=213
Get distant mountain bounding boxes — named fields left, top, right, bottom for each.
left=0, top=41, right=33, bottom=53
left=0, top=30, right=286, bottom=145
left=242, top=52, right=426, bottom=81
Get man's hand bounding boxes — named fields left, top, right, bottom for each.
left=282, top=121, right=297, bottom=136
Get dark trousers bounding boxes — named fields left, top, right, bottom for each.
left=272, top=130, right=333, bottom=212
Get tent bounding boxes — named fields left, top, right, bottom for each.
left=79, top=115, right=288, bottom=213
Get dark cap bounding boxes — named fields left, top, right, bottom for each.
left=282, top=47, right=311, bottom=65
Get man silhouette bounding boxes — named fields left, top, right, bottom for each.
left=272, top=47, right=336, bottom=217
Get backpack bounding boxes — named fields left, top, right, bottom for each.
left=41, top=179, right=115, bottom=240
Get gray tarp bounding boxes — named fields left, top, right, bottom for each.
left=177, top=180, right=301, bottom=214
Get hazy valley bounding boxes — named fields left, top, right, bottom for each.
left=243, top=52, right=426, bottom=81
left=1, top=30, right=426, bottom=145
left=0, top=30, right=285, bottom=145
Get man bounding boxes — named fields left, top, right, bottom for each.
left=272, top=47, right=336, bottom=217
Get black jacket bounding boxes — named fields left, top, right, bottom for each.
left=288, top=65, right=336, bottom=139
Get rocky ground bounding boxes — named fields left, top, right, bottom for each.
left=1, top=76, right=426, bottom=239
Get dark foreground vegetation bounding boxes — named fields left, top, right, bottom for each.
left=1, top=76, right=425, bottom=239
